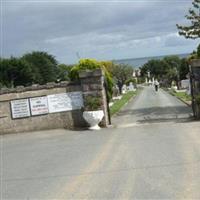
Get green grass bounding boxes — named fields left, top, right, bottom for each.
left=110, top=90, right=140, bottom=116
left=169, top=89, right=192, bottom=103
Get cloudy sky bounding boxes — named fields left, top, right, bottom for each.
left=1, top=0, right=199, bottom=64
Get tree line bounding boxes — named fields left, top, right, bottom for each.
left=140, top=55, right=188, bottom=87
left=1, top=44, right=200, bottom=93
left=0, top=52, right=59, bottom=88
left=139, top=44, right=200, bottom=87
left=0, top=52, right=134, bottom=97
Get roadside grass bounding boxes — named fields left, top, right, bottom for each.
left=168, top=89, right=192, bottom=105
left=110, top=89, right=141, bottom=116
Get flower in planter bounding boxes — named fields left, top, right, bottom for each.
left=83, top=95, right=104, bottom=130
left=84, top=96, right=102, bottom=111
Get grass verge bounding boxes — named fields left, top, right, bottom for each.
left=110, top=89, right=141, bottom=116
left=168, top=89, right=192, bottom=105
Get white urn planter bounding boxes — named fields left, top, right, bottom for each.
left=83, top=110, right=104, bottom=130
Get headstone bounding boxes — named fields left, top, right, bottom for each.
left=122, top=84, right=127, bottom=94
left=128, top=82, right=135, bottom=91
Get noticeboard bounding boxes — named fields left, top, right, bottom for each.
left=11, top=99, right=31, bottom=119
left=30, top=96, right=49, bottom=116
left=47, top=92, right=83, bottom=113
left=68, top=91, right=84, bottom=109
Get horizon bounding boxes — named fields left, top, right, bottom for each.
left=0, top=51, right=191, bottom=65
left=113, top=52, right=190, bottom=62
left=113, top=52, right=190, bottom=68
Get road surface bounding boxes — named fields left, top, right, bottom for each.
left=1, top=86, right=200, bottom=199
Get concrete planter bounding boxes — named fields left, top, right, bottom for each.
left=83, top=110, right=104, bottom=130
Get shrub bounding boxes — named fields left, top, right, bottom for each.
left=125, top=78, right=136, bottom=86
left=69, top=59, right=101, bottom=81
left=70, top=59, right=113, bottom=100
left=84, top=95, right=102, bottom=111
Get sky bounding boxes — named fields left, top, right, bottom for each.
left=1, top=0, right=199, bottom=64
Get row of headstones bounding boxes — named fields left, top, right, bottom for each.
left=122, top=82, right=136, bottom=94
left=112, top=82, right=136, bottom=98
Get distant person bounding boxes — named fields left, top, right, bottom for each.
left=154, top=80, right=159, bottom=91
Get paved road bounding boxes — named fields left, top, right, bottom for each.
left=1, top=86, right=200, bottom=199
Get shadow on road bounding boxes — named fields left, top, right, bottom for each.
left=114, top=105, right=194, bottom=124
left=116, top=105, right=192, bottom=117
left=136, top=117, right=195, bottom=124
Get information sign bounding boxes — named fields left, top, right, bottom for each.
left=30, top=96, right=49, bottom=116
left=47, top=92, right=83, bottom=113
left=11, top=99, right=30, bottom=119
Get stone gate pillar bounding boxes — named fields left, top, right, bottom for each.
left=79, top=69, right=110, bottom=127
left=190, top=59, right=200, bottom=119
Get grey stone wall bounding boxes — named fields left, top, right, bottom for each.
left=0, top=69, right=109, bottom=134
left=0, top=82, right=86, bottom=134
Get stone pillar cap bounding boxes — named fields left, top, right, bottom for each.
left=79, top=69, right=103, bottom=78
left=190, top=59, right=200, bottom=68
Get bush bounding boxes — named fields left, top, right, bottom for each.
left=70, top=59, right=113, bottom=100
left=125, top=78, right=136, bottom=86
left=84, top=96, right=102, bottom=111
left=69, top=59, right=101, bottom=81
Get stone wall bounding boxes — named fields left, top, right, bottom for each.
left=0, top=82, right=87, bottom=134
left=0, top=69, right=109, bottom=134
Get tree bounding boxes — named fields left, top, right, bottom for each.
left=110, top=64, right=133, bottom=94
left=140, top=56, right=186, bottom=88
left=176, top=0, right=200, bottom=39
left=140, top=59, right=169, bottom=79
left=57, top=64, right=73, bottom=81
left=0, top=57, right=33, bottom=88
left=0, top=58, right=9, bottom=88
left=188, top=44, right=200, bottom=61
left=21, top=51, right=58, bottom=84
left=179, top=58, right=189, bottom=80
left=160, top=56, right=182, bottom=88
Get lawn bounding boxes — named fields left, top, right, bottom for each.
left=169, top=89, right=192, bottom=104
left=110, top=90, right=140, bottom=116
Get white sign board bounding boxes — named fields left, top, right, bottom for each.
left=30, top=96, right=49, bottom=116
left=68, top=91, right=84, bottom=110
left=11, top=99, right=31, bottom=119
left=47, top=92, right=83, bottom=113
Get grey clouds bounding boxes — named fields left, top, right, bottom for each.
left=1, top=0, right=199, bottom=64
